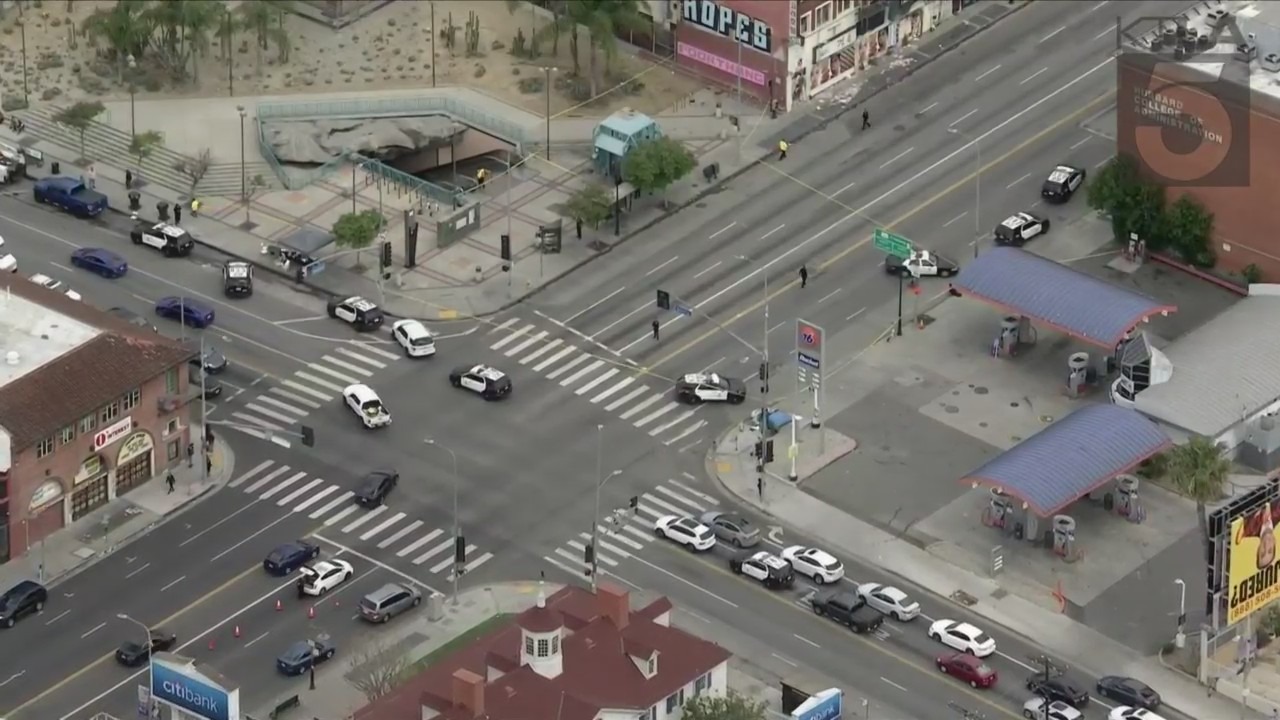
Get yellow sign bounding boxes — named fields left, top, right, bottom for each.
left=1228, top=500, right=1280, bottom=625
left=117, top=431, right=154, bottom=464
left=75, top=455, right=104, bottom=485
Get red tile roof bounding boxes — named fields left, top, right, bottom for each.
left=355, top=585, right=730, bottom=720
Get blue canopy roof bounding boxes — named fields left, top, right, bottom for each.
left=961, top=404, right=1171, bottom=517
left=950, top=247, right=1176, bottom=348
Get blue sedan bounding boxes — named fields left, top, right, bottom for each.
left=277, top=638, right=336, bottom=676
left=263, top=540, right=321, bottom=576
left=155, top=296, right=214, bottom=328
left=70, top=247, right=127, bottom=278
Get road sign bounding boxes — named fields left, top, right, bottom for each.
left=873, top=227, right=912, bottom=257
left=795, top=320, right=824, bottom=372
left=674, top=303, right=693, bottom=317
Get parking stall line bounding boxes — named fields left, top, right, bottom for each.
left=590, top=376, right=634, bottom=403
left=282, top=379, right=332, bottom=401
left=413, top=538, right=455, bottom=566
left=307, top=363, right=361, bottom=385
left=618, top=394, right=663, bottom=420
left=233, top=412, right=284, bottom=432
left=277, top=478, right=326, bottom=506
left=309, top=491, right=353, bottom=519
left=349, top=343, right=400, bottom=362
left=560, top=359, right=606, bottom=386
left=534, top=346, right=578, bottom=372
left=228, top=460, right=273, bottom=489
left=489, top=318, right=520, bottom=334
left=292, top=484, right=340, bottom=512
left=663, top=419, right=707, bottom=446
left=323, top=505, right=360, bottom=527
left=244, top=465, right=292, bottom=494
left=667, top=479, right=717, bottom=504
left=360, top=512, right=406, bottom=541
left=341, top=505, right=388, bottom=533
left=567, top=540, right=618, bottom=566
left=432, top=545, right=474, bottom=574
left=648, top=409, right=698, bottom=436
left=633, top=401, right=680, bottom=427
left=519, top=338, right=562, bottom=365
left=377, top=520, right=424, bottom=548
left=243, top=402, right=301, bottom=425
left=545, top=352, right=592, bottom=380
left=256, top=394, right=312, bottom=415
left=397, top=529, right=444, bottom=557
left=490, top=324, right=533, bottom=351
left=258, top=471, right=307, bottom=500
left=604, top=385, right=648, bottom=411
left=504, top=331, right=548, bottom=357
left=641, top=492, right=687, bottom=517
left=322, top=355, right=374, bottom=377
left=575, top=368, right=619, bottom=395
left=295, top=371, right=345, bottom=393
left=654, top=485, right=704, bottom=511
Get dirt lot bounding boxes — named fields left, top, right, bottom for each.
left=0, top=0, right=699, bottom=117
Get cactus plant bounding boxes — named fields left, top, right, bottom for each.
left=512, top=28, right=525, bottom=57
left=465, top=11, right=480, bottom=56
left=440, top=13, right=457, bottom=51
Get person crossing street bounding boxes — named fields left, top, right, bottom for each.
left=777, top=139, right=788, bottom=160
left=799, top=265, right=808, bottom=288
left=651, top=320, right=660, bottom=341
left=862, top=109, right=871, bottom=130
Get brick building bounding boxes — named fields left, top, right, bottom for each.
left=355, top=583, right=731, bottom=720
left=0, top=282, right=195, bottom=564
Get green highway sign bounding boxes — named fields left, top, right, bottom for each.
left=873, top=228, right=912, bottom=257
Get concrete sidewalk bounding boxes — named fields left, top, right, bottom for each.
left=0, top=424, right=234, bottom=592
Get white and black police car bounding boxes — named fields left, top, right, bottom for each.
left=449, top=364, right=513, bottom=400
left=675, top=372, right=746, bottom=404
left=1041, top=164, right=1086, bottom=203
left=327, top=296, right=384, bottom=331
left=130, top=221, right=195, bottom=257
left=222, top=260, right=253, bottom=297
left=994, top=211, right=1050, bottom=246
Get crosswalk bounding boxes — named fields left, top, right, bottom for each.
left=229, top=460, right=495, bottom=578
left=227, top=343, right=401, bottom=448
left=543, top=477, right=720, bottom=577
left=488, top=318, right=708, bottom=446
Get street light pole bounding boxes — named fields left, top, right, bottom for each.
left=425, top=438, right=461, bottom=605
left=542, top=67, right=555, bottom=160
left=19, top=20, right=28, bottom=107
left=1174, top=578, right=1187, bottom=648
left=117, top=614, right=155, bottom=716
left=736, top=255, right=770, bottom=493
left=237, top=106, right=247, bottom=207
left=590, top=424, right=622, bottom=592
left=126, top=55, right=137, bottom=140
left=947, top=126, right=981, bottom=258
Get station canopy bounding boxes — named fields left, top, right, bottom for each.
left=950, top=247, right=1177, bottom=348
left=960, top=404, right=1172, bottom=517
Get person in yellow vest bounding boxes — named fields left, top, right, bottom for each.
left=778, top=139, right=788, bottom=161
left=476, top=167, right=489, bottom=187
left=190, top=197, right=201, bottom=217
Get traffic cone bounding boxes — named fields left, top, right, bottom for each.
left=275, top=599, right=283, bottom=611
left=208, top=637, right=216, bottom=651
left=307, top=605, right=316, bottom=619
left=233, top=625, right=241, bottom=638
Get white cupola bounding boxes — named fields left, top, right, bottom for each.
left=517, top=584, right=564, bottom=679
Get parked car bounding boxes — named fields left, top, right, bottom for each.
left=276, top=638, right=336, bottom=676
left=263, top=540, right=321, bottom=576
left=1095, top=676, right=1160, bottom=709
left=33, top=176, right=108, bottom=217
left=0, top=580, right=47, bottom=628
left=115, top=628, right=177, bottom=667
left=809, top=590, right=884, bottom=634
left=358, top=583, right=422, bottom=624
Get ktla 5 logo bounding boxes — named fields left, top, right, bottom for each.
left=1116, top=12, right=1251, bottom=187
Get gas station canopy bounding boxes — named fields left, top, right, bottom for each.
left=960, top=404, right=1172, bottom=517
left=950, top=247, right=1177, bottom=348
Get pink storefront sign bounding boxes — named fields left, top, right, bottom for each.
left=678, top=42, right=766, bottom=86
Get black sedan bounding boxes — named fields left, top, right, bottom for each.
left=263, top=540, right=321, bottom=576
left=1096, top=676, right=1160, bottom=709
left=116, top=629, right=177, bottom=666
left=185, top=340, right=228, bottom=374
left=354, top=470, right=399, bottom=508
left=1026, top=673, right=1089, bottom=707
left=277, top=638, right=336, bottom=676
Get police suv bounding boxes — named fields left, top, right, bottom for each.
left=222, top=260, right=253, bottom=297
left=449, top=364, right=512, bottom=400
left=1041, top=164, right=1086, bottom=203
left=675, top=372, right=746, bottom=404
left=994, top=211, right=1050, bottom=246
left=130, top=221, right=194, bottom=257
left=327, top=296, right=384, bottom=331
left=729, top=551, right=796, bottom=589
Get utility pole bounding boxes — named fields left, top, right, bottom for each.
left=425, top=438, right=461, bottom=605
left=592, top=424, right=602, bottom=592
left=195, top=335, right=208, bottom=494
left=735, top=255, right=770, bottom=494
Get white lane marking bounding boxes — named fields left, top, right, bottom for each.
left=668, top=479, right=716, bottom=504
left=125, top=562, right=151, bottom=579
left=533, top=345, right=577, bottom=372
left=589, top=301, right=651, bottom=339
left=638, top=549, right=739, bottom=607
left=879, top=147, right=914, bottom=169
left=489, top=324, right=532, bottom=350
left=1094, top=156, right=1113, bottom=169
left=323, top=505, right=360, bottom=527
left=504, top=330, right=549, bottom=357
left=618, top=393, right=663, bottom=420
left=1070, top=137, right=1091, bottom=150
left=294, top=371, right=344, bottom=393
left=654, top=484, right=704, bottom=511
left=161, top=576, right=186, bottom=592
left=760, top=224, right=785, bottom=240
left=81, top=622, right=106, bottom=638
left=277, top=478, right=326, bottom=506
left=281, top=379, right=331, bottom=401
left=311, top=533, right=440, bottom=593
left=545, top=352, right=592, bottom=380
left=772, top=653, right=798, bottom=667
left=1090, top=0, right=1109, bottom=10
left=1006, top=173, right=1033, bottom=189
left=1019, top=67, right=1048, bottom=85
left=1093, top=26, right=1113, bottom=41
left=563, top=286, right=628, bottom=324
left=489, top=318, right=519, bottom=333
left=320, top=355, right=373, bottom=377
left=337, top=345, right=391, bottom=367
left=1040, top=26, right=1065, bottom=43
left=974, top=65, right=1002, bottom=82
left=360, top=512, right=406, bottom=541
left=664, top=419, right=707, bottom=446
left=950, top=109, right=977, bottom=126
left=693, top=261, right=722, bottom=279
left=308, top=492, right=353, bottom=519
left=413, top=539, right=455, bottom=566
left=243, top=402, right=299, bottom=425
left=645, top=256, right=680, bottom=276
left=432, top=545, right=474, bottom=574
left=210, top=513, right=296, bottom=561
left=292, top=484, right=339, bottom=512
left=258, top=471, right=306, bottom=500
left=228, top=460, right=273, bottom=489
left=341, top=505, right=388, bottom=533
left=996, top=650, right=1038, bottom=672
left=942, top=211, right=968, bottom=228
left=350, top=343, right=399, bottom=361
left=649, top=409, right=698, bottom=437
left=377, top=520, right=424, bottom=548
left=44, top=610, right=70, bottom=625
left=818, top=288, right=841, bottom=304
left=232, top=412, right=283, bottom=432
left=834, top=180, right=857, bottom=196
left=255, top=395, right=310, bottom=417
left=919, top=101, right=938, bottom=114
left=709, top=222, right=737, bottom=240
left=576, top=368, right=619, bottom=395
left=244, top=631, right=270, bottom=648
left=397, top=529, right=445, bottom=558
left=560, top=359, right=606, bottom=386
left=793, top=634, right=820, bottom=648
left=535, top=309, right=636, bottom=366
left=604, top=384, right=649, bottom=411
left=591, top=376, right=635, bottom=404
left=306, top=362, right=361, bottom=385
left=244, top=465, right=292, bottom=494
left=519, top=338, right=563, bottom=365
left=634, top=401, right=680, bottom=428
left=882, top=678, right=909, bottom=692
left=447, top=552, right=494, bottom=579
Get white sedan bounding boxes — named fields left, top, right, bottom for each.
left=1024, top=698, right=1082, bottom=720
left=928, top=619, right=996, bottom=657
left=29, top=273, right=81, bottom=301
left=391, top=319, right=436, bottom=357
left=654, top=515, right=716, bottom=551
left=1107, top=709, right=1166, bottom=720
left=780, top=545, right=844, bottom=584
left=857, top=583, right=920, bottom=621
left=296, top=559, right=354, bottom=596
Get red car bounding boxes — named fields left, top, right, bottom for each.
left=937, top=652, right=997, bottom=688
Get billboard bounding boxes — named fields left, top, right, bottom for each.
left=152, top=653, right=239, bottom=720
left=1228, top=497, right=1280, bottom=625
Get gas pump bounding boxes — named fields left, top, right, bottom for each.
left=982, top=487, right=1014, bottom=529
left=1114, top=475, right=1146, bottom=523
left=1052, top=515, right=1078, bottom=561
left=1065, top=352, right=1091, bottom=397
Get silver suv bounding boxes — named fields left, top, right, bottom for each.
left=358, top=582, right=422, bottom=623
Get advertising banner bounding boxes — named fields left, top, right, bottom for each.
left=152, top=655, right=238, bottom=720
left=1228, top=498, right=1280, bottom=625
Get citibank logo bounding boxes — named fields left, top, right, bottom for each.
left=153, top=662, right=230, bottom=720
left=162, top=680, right=221, bottom=713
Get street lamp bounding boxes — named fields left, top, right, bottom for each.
left=735, top=254, right=771, bottom=489
left=18, top=19, right=28, bottom=107
left=589, top=423, right=623, bottom=592
left=611, top=157, right=622, bottom=237
left=1174, top=578, right=1187, bottom=648
left=424, top=438, right=461, bottom=605
left=127, top=54, right=137, bottom=139
left=237, top=106, right=247, bottom=207
left=117, top=613, right=155, bottom=714
left=540, top=67, right=557, bottom=160
left=947, top=126, right=981, bottom=258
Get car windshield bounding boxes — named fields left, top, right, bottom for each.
left=283, top=642, right=309, bottom=662
left=972, top=632, right=992, bottom=645
left=267, top=549, right=286, bottom=562
left=227, top=265, right=249, bottom=278
left=820, top=557, right=842, bottom=571
left=410, top=335, right=433, bottom=347
left=120, top=641, right=144, bottom=654
left=695, top=529, right=713, bottom=542
left=974, top=662, right=993, bottom=674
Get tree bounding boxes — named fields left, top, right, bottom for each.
left=129, top=130, right=164, bottom=169
left=565, top=182, right=612, bottom=230
left=555, top=0, right=646, bottom=98
left=238, top=0, right=294, bottom=74
left=1086, top=154, right=1163, bottom=248
left=175, top=148, right=213, bottom=194
left=681, top=692, right=768, bottom=720
left=1167, top=436, right=1231, bottom=563
left=346, top=641, right=408, bottom=702
left=1159, top=194, right=1215, bottom=267
left=83, top=1, right=150, bottom=80
left=53, top=101, right=107, bottom=163
left=623, top=137, right=695, bottom=208
left=332, top=208, right=384, bottom=269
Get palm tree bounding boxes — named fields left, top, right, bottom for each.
left=1167, top=436, right=1231, bottom=552
left=237, top=0, right=275, bottom=73
left=214, top=5, right=237, bottom=62
left=561, top=0, right=645, bottom=97
left=82, top=0, right=151, bottom=80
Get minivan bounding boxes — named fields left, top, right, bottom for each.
left=359, top=582, right=421, bottom=623
left=0, top=580, right=48, bottom=628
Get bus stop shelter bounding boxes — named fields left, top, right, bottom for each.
left=950, top=247, right=1177, bottom=349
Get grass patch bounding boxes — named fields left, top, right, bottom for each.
left=401, top=613, right=513, bottom=678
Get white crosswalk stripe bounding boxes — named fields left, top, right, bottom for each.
left=633, top=401, right=679, bottom=428
left=534, top=346, right=577, bottom=372
left=489, top=318, right=520, bottom=334
left=664, top=419, right=707, bottom=446
left=256, top=394, right=312, bottom=417
left=641, top=492, right=687, bottom=517
left=269, top=388, right=323, bottom=409
left=347, top=343, right=399, bottom=362
left=360, top=512, right=406, bottom=541
left=505, top=331, right=548, bottom=357
left=377, top=520, right=424, bottom=549
left=605, top=385, right=649, bottom=412
left=229, top=460, right=273, bottom=488
left=233, top=412, right=283, bottom=432
left=244, top=465, right=292, bottom=494
left=244, top=402, right=300, bottom=425
left=648, top=409, right=698, bottom=436
left=293, top=484, right=340, bottom=512
left=309, top=492, right=353, bottom=519
left=308, top=362, right=361, bottom=385
left=322, top=355, right=374, bottom=377
left=278, top=478, right=326, bottom=506
left=341, top=505, right=388, bottom=533
left=655, top=484, right=704, bottom=511
left=618, top=394, right=662, bottom=420
left=446, top=552, right=494, bottom=580
left=432, top=545, right=475, bottom=574
left=490, top=324, right=533, bottom=350
left=545, top=352, right=591, bottom=380
left=519, top=338, right=562, bottom=365
left=281, top=380, right=332, bottom=402
left=413, top=539, right=454, bottom=566
left=582, top=371, right=623, bottom=399
left=295, top=371, right=345, bottom=393
left=560, top=359, right=605, bottom=386
left=323, top=505, right=360, bottom=527
left=397, top=529, right=444, bottom=557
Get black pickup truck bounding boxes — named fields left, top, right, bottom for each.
left=810, top=590, right=885, bottom=634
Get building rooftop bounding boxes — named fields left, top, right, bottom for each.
left=0, top=280, right=194, bottom=450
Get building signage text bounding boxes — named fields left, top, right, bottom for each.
left=28, top=480, right=63, bottom=511
left=1133, top=87, right=1224, bottom=144
left=683, top=0, right=772, bottom=54
left=75, top=455, right=104, bottom=486
left=678, top=43, right=767, bottom=86
left=152, top=658, right=234, bottom=720
left=118, top=431, right=154, bottom=464
left=816, top=29, right=857, bottom=62
left=93, top=417, right=133, bottom=451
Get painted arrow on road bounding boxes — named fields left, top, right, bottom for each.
left=768, top=525, right=784, bottom=544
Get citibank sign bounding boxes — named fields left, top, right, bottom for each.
left=152, top=655, right=236, bottom=720
left=683, top=0, right=772, bottom=54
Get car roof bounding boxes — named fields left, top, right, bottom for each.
left=473, top=365, right=506, bottom=380
left=81, top=247, right=123, bottom=261
left=800, top=546, right=838, bottom=563
left=309, top=560, right=345, bottom=574
left=160, top=296, right=210, bottom=310
left=343, top=296, right=379, bottom=311
left=395, top=319, right=431, bottom=338
left=365, top=582, right=411, bottom=601
left=749, top=551, right=787, bottom=567
left=345, top=383, right=378, bottom=399
left=953, top=622, right=983, bottom=636
left=151, top=223, right=187, bottom=237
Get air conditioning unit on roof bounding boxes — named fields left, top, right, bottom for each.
left=1262, top=53, right=1280, bottom=73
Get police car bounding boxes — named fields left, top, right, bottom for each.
left=729, top=550, right=796, bottom=589
left=343, top=384, right=391, bottom=428
left=222, top=260, right=253, bottom=297
left=884, top=250, right=958, bottom=278
left=675, top=372, right=746, bottom=404
left=449, top=364, right=512, bottom=400
left=327, top=296, right=384, bottom=331
left=994, top=211, right=1050, bottom=246
left=1041, top=164, right=1086, bottom=203
left=130, top=221, right=194, bottom=257
left=391, top=319, right=437, bottom=358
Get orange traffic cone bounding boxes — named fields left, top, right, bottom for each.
left=233, top=625, right=241, bottom=638
left=307, top=605, right=316, bottom=619
left=275, top=599, right=283, bottom=611
left=208, top=637, right=216, bottom=650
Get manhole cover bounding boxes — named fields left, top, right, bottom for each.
left=950, top=590, right=978, bottom=607
left=974, top=386, right=989, bottom=395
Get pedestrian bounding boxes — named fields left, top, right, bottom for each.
left=173, top=202, right=182, bottom=225
left=165, top=471, right=176, bottom=494
left=186, top=442, right=194, bottom=468
left=799, top=264, right=808, bottom=288
left=651, top=319, right=660, bottom=341
left=125, top=169, right=133, bottom=190
left=87, top=164, right=97, bottom=189
left=190, top=198, right=201, bottom=217
left=777, top=139, right=788, bottom=161
left=757, top=476, right=764, bottom=500
left=205, top=455, right=213, bottom=476
left=575, top=218, right=583, bottom=240
left=862, top=109, right=871, bottom=130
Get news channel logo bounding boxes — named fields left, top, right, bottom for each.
left=1115, top=12, right=1251, bottom=188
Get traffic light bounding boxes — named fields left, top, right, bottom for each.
left=584, top=542, right=595, bottom=568
left=759, top=362, right=770, bottom=393
left=629, top=495, right=639, bottom=511
left=755, top=440, right=775, bottom=463
left=500, top=233, right=512, bottom=262
left=379, top=241, right=392, bottom=269
left=455, top=535, right=467, bottom=565
left=764, top=439, right=775, bottom=463
left=300, top=425, right=315, bottom=447
left=656, top=289, right=671, bottom=310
